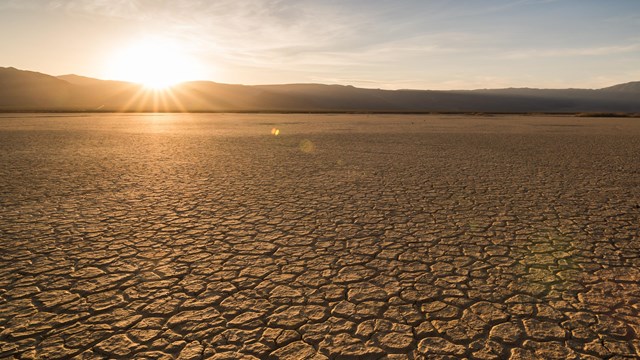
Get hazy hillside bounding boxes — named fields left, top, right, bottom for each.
left=0, top=67, right=72, bottom=108
left=58, top=74, right=109, bottom=86
left=600, top=81, right=640, bottom=93
left=1, top=66, right=639, bottom=112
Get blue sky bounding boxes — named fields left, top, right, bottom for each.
left=1, top=0, right=639, bottom=89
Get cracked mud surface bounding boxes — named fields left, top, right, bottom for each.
left=1, top=113, right=639, bottom=359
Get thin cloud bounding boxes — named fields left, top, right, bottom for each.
left=2, top=0, right=639, bottom=89
left=505, top=43, right=640, bottom=59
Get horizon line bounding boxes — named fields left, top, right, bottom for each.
left=3, top=66, right=636, bottom=92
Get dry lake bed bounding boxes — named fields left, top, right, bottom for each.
left=1, top=113, right=639, bottom=359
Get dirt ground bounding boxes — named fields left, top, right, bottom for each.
left=1, top=113, right=639, bottom=359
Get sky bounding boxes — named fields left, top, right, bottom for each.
left=0, top=0, right=639, bottom=90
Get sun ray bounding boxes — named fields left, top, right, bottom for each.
left=119, top=85, right=147, bottom=112
left=158, top=90, right=170, bottom=112
left=164, top=88, right=188, bottom=113
left=136, top=88, right=153, bottom=112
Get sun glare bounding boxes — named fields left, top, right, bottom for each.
left=106, top=37, right=204, bottom=89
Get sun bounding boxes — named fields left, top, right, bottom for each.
left=106, top=37, right=204, bottom=89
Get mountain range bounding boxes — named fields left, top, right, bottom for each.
left=1, top=66, right=639, bottom=113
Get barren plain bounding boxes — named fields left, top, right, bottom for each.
left=0, top=113, right=639, bottom=359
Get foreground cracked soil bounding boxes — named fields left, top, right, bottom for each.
left=0, top=114, right=639, bottom=359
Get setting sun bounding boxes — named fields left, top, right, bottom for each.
left=106, top=37, right=205, bottom=89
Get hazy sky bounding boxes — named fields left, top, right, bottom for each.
left=1, top=0, right=639, bottom=89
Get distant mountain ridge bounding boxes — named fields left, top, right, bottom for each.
left=599, top=81, right=640, bottom=93
left=1, top=66, right=639, bottom=113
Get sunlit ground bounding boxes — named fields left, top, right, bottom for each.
left=0, top=114, right=639, bottom=358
